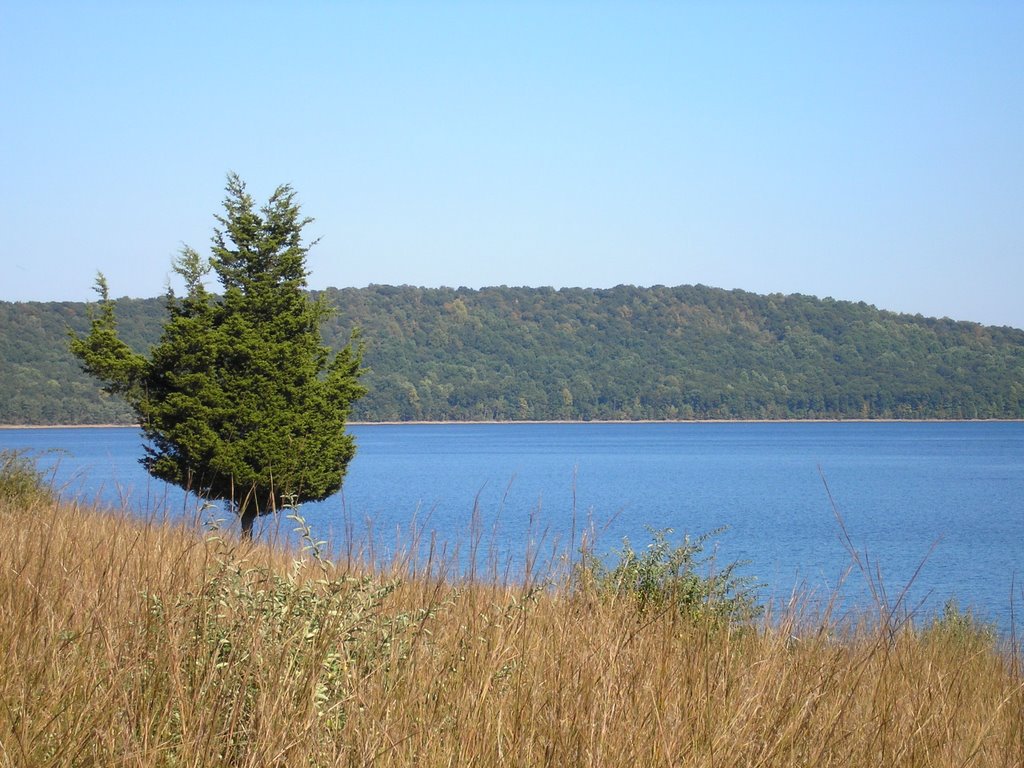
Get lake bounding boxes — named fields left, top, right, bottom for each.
left=2, top=422, right=1022, bottom=633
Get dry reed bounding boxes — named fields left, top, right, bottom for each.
left=0, top=483, right=1021, bottom=767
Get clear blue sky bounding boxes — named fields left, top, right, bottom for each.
left=2, top=2, right=1022, bottom=328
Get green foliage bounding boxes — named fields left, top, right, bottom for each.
left=581, top=526, right=760, bottom=624
left=0, top=449, right=54, bottom=506
left=923, top=598, right=997, bottom=650
left=68, top=174, right=366, bottom=531
left=143, top=510, right=428, bottom=756
left=5, top=283, right=1024, bottom=425
left=330, top=285, right=1024, bottom=421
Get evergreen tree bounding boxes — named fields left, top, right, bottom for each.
left=71, top=174, right=366, bottom=535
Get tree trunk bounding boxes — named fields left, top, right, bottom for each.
left=240, top=505, right=256, bottom=540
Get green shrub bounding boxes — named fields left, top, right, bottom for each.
left=923, top=598, right=997, bottom=650
left=580, top=526, right=759, bottom=624
left=0, top=449, right=54, bottom=506
left=141, top=508, right=434, bottom=756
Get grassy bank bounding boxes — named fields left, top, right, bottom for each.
left=1, top=461, right=1022, bottom=766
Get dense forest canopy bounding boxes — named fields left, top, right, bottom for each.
left=2, top=284, right=1023, bottom=424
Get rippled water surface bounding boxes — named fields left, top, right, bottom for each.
left=4, top=422, right=1022, bottom=631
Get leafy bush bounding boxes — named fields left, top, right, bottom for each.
left=580, top=526, right=759, bottom=623
left=142, top=508, right=434, bottom=756
left=923, top=598, right=997, bottom=650
left=0, top=449, right=54, bottom=506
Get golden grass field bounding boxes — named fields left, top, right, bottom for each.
left=1, top=451, right=1022, bottom=767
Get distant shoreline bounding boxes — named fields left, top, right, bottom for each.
left=3, top=418, right=1022, bottom=430
left=0, top=423, right=139, bottom=430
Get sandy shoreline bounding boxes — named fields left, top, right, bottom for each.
left=2, top=418, right=1022, bottom=430
left=0, top=423, right=138, bottom=430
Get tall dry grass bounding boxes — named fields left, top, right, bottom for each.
left=0, top=467, right=1021, bottom=766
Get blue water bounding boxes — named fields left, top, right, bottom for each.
left=3, top=422, right=1022, bottom=632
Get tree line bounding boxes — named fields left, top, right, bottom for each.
left=2, top=283, right=1023, bottom=424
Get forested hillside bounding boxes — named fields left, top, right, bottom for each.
left=2, top=284, right=1023, bottom=424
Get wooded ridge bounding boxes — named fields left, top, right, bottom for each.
left=2, top=284, right=1023, bottom=424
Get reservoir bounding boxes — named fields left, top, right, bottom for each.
left=3, top=421, right=1022, bottom=632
